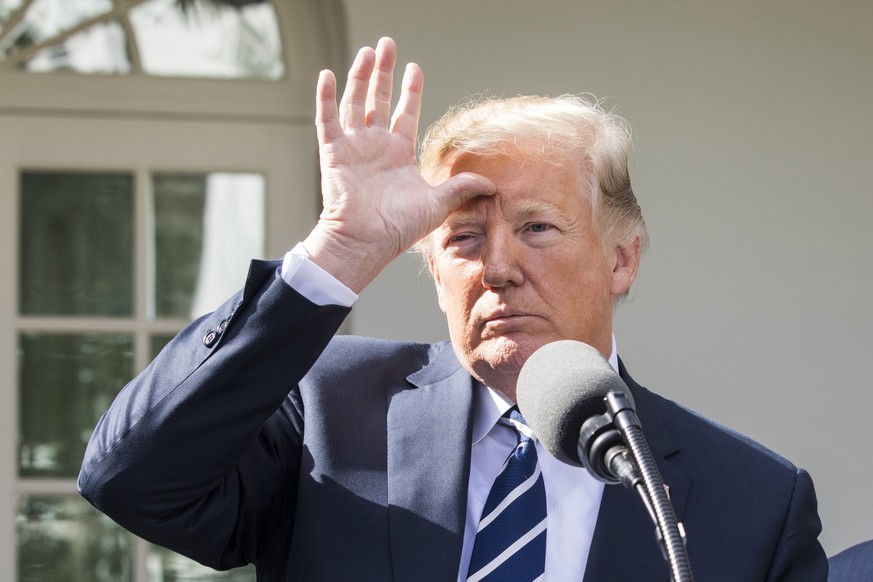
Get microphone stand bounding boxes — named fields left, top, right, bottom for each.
left=604, top=390, right=694, bottom=582
left=580, top=391, right=694, bottom=581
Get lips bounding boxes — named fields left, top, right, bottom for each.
left=485, top=312, right=523, bottom=322
left=480, top=309, right=532, bottom=328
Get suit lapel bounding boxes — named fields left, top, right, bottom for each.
left=387, top=342, right=475, bottom=581
left=583, top=361, right=691, bottom=582
left=382, top=350, right=693, bottom=581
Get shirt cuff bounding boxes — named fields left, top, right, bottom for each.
left=280, top=242, right=359, bottom=307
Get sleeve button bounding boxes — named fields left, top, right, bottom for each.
left=203, top=330, right=218, bottom=347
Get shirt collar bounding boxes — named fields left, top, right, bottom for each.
left=607, top=334, right=619, bottom=374
left=471, top=335, right=620, bottom=446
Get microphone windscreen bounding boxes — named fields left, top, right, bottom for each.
left=517, top=340, right=630, bottom=466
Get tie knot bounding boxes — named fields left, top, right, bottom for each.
left=508, top=407, right=526, bottom=426
left=502, top=407, right=534, bottom=444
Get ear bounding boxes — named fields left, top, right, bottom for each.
left=610, top=236, right=641, bottom=297
left=427, top=254, right=447, bottom=313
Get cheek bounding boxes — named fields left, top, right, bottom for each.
left=438, top=278, right=482, bottom=333
left=436, top=261, right=480, bottom=298
left=537, top=261, right=612, bottom=313
left=443, top=287, right=477, bottom=323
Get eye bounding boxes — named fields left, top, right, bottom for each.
left=447, top=233, right=474, bottom=244
left=443, top=231, right=484, bottom=252
left=527, top=223, right=551, bottom=233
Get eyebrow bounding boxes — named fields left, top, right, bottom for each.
left=510, top=199, right=564, bottom=219
left=441, top=197, right=573, bottom=231
left=504, top=198, right=579, bottom=228
left=441, top=211, right=484, bottom=231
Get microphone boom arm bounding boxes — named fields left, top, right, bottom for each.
left=604, top=390, right=694, bottom=582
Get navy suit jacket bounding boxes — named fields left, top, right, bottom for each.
left=79, top=260, right=827, bottom=581
left=828, top=540, right=873, bottom=581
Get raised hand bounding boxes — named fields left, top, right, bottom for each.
left=302, top=37, right=495, bottom=293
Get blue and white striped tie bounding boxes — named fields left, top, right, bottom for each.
left=467, top=408, right=547, bottom=582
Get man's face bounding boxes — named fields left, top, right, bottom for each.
left=427, top=152, right=639, bottom=400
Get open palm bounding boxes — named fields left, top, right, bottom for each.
left=304, top=38, right=494, bottom=293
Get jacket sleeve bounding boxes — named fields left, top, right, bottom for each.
left=765, top=468, right=828, bottom=581
left=77, top=260, right=351, bottom=570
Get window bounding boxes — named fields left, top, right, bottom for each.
left=16, top=169, right=264, bottom=580
left=0, top=0, right=347, bottom=579
left=0, top=0, right=284, bottom=79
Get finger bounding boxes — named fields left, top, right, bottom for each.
left=340, top=46, right=376, bottom=130
left=366, top=37, right=397, bottom=128
left=315, top=69, right=343, bottom=143
left=390, top=62, right=424, bottom=143
left=432, top=172, right=497, bottom=215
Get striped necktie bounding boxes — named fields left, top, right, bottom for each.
left=466, top=408, right=548, bottom=582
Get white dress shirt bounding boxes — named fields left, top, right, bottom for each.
left=281, top=246, right=610, bottom=581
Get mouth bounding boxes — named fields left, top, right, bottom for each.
left=480, top=311, right=533, bottom=330
left=485, top=312, right=523, bottom=322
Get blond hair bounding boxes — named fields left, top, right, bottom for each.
left=418, top=94, right=648, bottom=256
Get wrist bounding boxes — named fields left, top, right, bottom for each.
left=301, top=226, right=395, bottom=294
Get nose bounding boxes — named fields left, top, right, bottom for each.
left=481, top=228, right=524, bottom=289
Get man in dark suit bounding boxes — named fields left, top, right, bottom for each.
left=79, top=37, right=827, bottom=580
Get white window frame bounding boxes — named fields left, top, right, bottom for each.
left=0, top=1, right=347, bottom=579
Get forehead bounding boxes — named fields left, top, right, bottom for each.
left=447, top=149, right=578, bottom=179
left=442, top=152, right=590, bottom=218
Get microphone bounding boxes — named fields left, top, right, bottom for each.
left=517, top=340, right=694, bottom=581
left=516, top=339, right=640, bottom=487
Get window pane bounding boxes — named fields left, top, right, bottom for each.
left=14, top=0, right=111, bottom=42
left=150, top=333, right=176, bottom=360
left=25, top=20, right=131, bottom=74
left=147, top=545, right=255, bottom=581
left=0, top=1, right=23, bottom=27
left=19, top=171, right=133, bottom=316
left=0, top=0, right=284, bottom=79
left=19, top=333, right=133, bottom=478
left=17, top=495, right=132, bottom=582
left=0, top=0, right=113, bottom=60
left=152, top=174, right=206, bottom=319
left=151, top=172, right=264, bottom=319
left=130, top=0, right=283, bottom=79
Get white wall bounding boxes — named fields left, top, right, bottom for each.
left=341, top=0, right=873, bottom=556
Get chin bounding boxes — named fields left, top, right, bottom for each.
left=473, top=336, right=539, bottom=376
